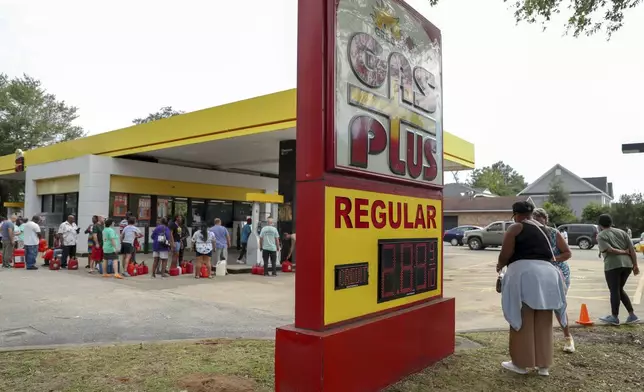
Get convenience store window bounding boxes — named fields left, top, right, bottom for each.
left=130, top=194, right=151, bottom=226
left=207, top=200, right=233, bottom=228
left=190, top=200, right=206, bottom=228
left=174, top=198, right=188, bottom=220
left=109, top=193, right=129, bottom=220
left=157, top=197, right=173, bottom=224
left=41, top=193, right=79, bottom=217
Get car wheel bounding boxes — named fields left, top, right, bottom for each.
left=578, top=238, right=591, bottom=250
left=450, top=238, right=459, bottom=246
left=468, top=237, right=482, bottom=250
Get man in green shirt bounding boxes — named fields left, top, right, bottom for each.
left=259, top=218, right=281, bottom=277
left=102, top=219, right=122, bottom=279
left=597, top=214, right=639, bottom=325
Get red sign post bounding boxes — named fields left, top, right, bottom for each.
left=275, top=1, right=455, bottom=390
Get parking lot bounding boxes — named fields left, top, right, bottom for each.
left=444, top=244, right=644, bottom=331
left=1, top=245, right=642, bottom=348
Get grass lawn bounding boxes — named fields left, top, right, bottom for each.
left=1, top=326, right=643, bottom=392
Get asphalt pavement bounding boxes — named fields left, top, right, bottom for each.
left=1, top=246, right=642, bottom=349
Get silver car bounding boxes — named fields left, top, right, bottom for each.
left=463, top=221, right=514, bottom=250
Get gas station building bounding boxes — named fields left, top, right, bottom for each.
left=0, top=88, right=474, bottom=254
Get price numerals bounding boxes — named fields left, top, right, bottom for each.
left=378, top=239, right=438, bottom=303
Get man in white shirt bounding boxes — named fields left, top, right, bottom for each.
left=58, top=215, right=79, bottom=268
left=23, top=216, right=42, bottom=270
left=120, top=216, right=142, bottom=276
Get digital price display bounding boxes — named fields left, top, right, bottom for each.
left=378, top=238, right=438, bottom=303
left=335, top=262, right=369, bottom=290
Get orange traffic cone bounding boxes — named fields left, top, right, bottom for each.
left=576, top=303, right=594, bottom=326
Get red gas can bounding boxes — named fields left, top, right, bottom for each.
left=281, top=261, right=293, bottom=273
left=68, top=258, right=79, bottom=270
left=251, top=265, right=258, bottom=274
left=136, top=264, right=145, bottom=275
left=200, top=264, right=210, bottom=278
left=142, top=264, right=149, bottom=275
left=257, top=265, right=265, bottom=275
left=127, top=263, right=136, bottom=276
left=185, top=262, right=194, bottom=274
left=49, top=259, right=61, bottom=270
left=169, top=267, right=180, bottom=276
left=13, top=249, right=25, bottom=267
left=43, top=249, right=54, bottom=262
left=38, top=239, right=48, bottom=253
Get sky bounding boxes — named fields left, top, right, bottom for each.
left=1, top=0, right=643, bottom=197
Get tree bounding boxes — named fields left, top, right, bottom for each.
left=581, top=202, right=610, bottom=224
left=543, top=177, right=576, bottom=225
left=132, top=106, right=184, bottom=125
left=609, top=193, right=644, bottom=236
left=548, top=178, right=569, bottom=206
left=543, top=201, right=577, bottom=226
left=450, top=171, right=461, bottom=184
left=428, top=0, right=642, bottom=38
left=0, top=73, right=86, bottom=209
left=468, top=161, right=527, bottom=196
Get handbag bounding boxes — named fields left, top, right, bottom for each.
left=496, top=269, right=505, bottom=293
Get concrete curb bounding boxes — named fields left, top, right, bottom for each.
left=3, top=324, right=636, bottom=353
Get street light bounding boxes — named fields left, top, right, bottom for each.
left=622, top=143, right=644, bottom=154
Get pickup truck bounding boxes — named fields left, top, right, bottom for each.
left=463, top=221, right=514, bottom=250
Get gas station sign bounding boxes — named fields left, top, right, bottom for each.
left=276, top=1, right=454, bottom=391
left=333, top=0, right=443, bottom=187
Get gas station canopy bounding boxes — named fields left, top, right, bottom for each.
left=0, top=89, right=474, bottom=178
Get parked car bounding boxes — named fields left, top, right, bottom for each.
left=443, top=226, right=482, bottom=246
left=557, top=223, right=599, bottom=250
left=463, top=221, right=514, bottom=250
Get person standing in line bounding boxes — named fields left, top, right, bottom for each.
left=559, top=227, right=568, bottom=243
left=626, top=226, right=633, bottom=239
left=179, top=217, right=189, bottom=264
left=118, top=212, right=131, bottom=233
left=284, top=232, right=296, bottom=264
left=119, top=212, right=138, bottom=263
left=597, top=214, right=640, bottom=325
left=120, top=216, right=142, bottom=275
left=169, top=215, right=183, bottom=268
left=192, top=222, right=215, bottom=279
left=58, top=215, right=79, bottom=268
left=532, top=208, right=575, bottom=353
left=237, top=218, right=252, bottom=264
left=101, top=219, right=122, bottom=279
left=89, top=215, right=105, bottom=274
left=151, top=217, right=172, bottom=278
left=1, top=215, right=16, bottom=268
left=259, top=218, right=281, bottom=277
left=15, top=218, right=25, bottom=249
left=22, top=216, right=42, bottom=270
left=496, top=201, right=567, bottom=377
left=209, top=218, right=230, bottom=266
left=84, top=217, right=96, bottom=269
